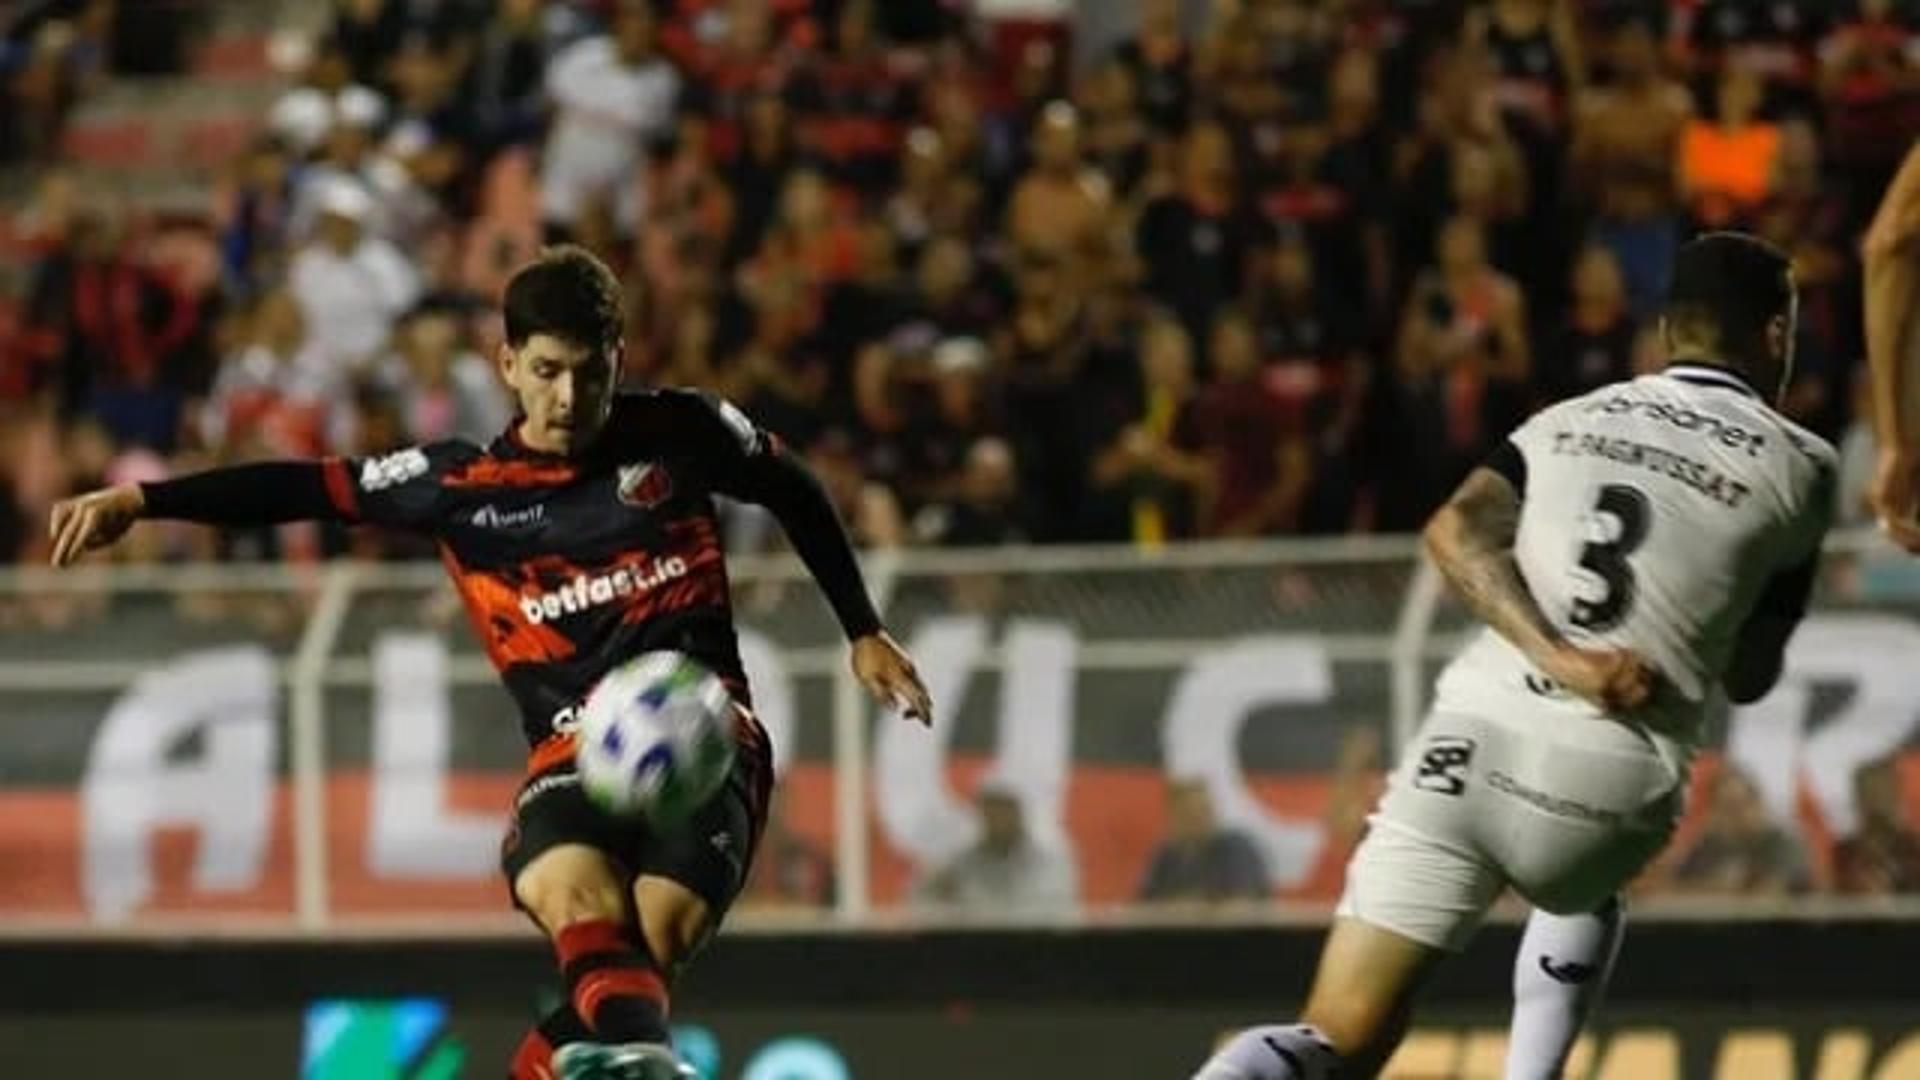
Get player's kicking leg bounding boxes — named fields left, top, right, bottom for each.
left=1505, top=898, right=1626, bottom=1080
left=542, top=877, right=726, bottom=1079
left=506, top=709, right=772, bottom=1080
left=511, top=844, right=693, bottom=1080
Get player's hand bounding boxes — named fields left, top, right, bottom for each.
left=48, top=484, right=145, bottom=568
left=1869, top=444, right=1920, bottom=553
left=851, top=631, right=931, bottom=726
left=1542, top=645, right=1659, bottom=714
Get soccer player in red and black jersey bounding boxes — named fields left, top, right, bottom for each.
left=49, top=247, right=933, bottom=1080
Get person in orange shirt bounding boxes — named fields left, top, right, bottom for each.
left=1678, top=63, right=1781, bottom=229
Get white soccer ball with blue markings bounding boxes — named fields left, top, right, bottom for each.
left=577, top=651, right=738, bottom=823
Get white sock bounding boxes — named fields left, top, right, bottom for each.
left=1193, top=1023, right=1342, bottom=1080
left=1506, top=897, right=1626, bottom=1080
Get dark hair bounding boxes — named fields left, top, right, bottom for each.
left=1663, top=231, right=1792, bottom=350
left=501, top=245, right=624, bottom=353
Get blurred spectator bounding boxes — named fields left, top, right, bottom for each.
left=669, top=0, right=813, bottom=165
left=289, top=85, right=390, bottom=240
left=1246, top=230, right=1370, bottom=533
left=1396, top=215, right=1531, bottom=508
left=996, top=250, right=1090, bottom=541
left=805, top=430, right=905, bottom=550
left=1832, top=755, right=1920, bottom=895
left=1137, top=778, right=1271, bottom=904
left=383, top=307, right=512, bottom=445
left=1472, top=0, right=1586, bottom=137
left=1110, top=0, right=1191, bottom=134
left=1008, top=100, right=1112, bottom=265
left=1317, top=47, right=1393, bottom=317
left=1078, top=60, right=1152, bottom=206
left=896, top=332, right=1000, bottom=505
left=466, top=0, right=575, bottom=158
left=725, top=92, right=799, bottom=264
left=1137, top=119, right=1265, bottom=348
left=1542, top=244, right=1636, bottom=402
left=540, top=0, right=679, bottom=241
left=330, top=0, right=408, bottom=88
left=911, top=782, right=1078, bottom=917
left=1088, top=314, right=1212, bottom=545
left=1189, top=307, right=1305, bottom=537
left=1663, top=765, right=1811, bottom=897
left=288, top=178, right=421, bottom=374
left=1572, top=15, right=1692, bottom=319
left=913, top=435, right=1026, bottom=548
left=215, top=136, right=297, bottom=293
left=881, top=125, right=948, bottom=261
left=1819, top=0, right=1920, bottom=220
left=1675, top=0, right=1826, bottom=101
left=1767, top=117, right=1852, bottom=328
left=22, top=205, right=203, bottom=451
left=1679, top=63, right=1782, bottom=230
left=742, top=792, right=834, bottom=909
left=202, top=287, right=347, bottom=461
left=790, top=0, right=921, bottom=195
left=1, top=2, right=109, bottom=162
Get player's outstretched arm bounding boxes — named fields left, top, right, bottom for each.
left=751, top=449, right=932, bottom=724
left=1864, top=141, right=1920, bottom=551
left=698, top=401, right=932, bottom=725
left=1423, top=466, right=1657, bottom=714
left=49, top=460, right=346, bottom=567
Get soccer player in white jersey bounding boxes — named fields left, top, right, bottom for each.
left=1194, top=232, right=1836, bottom=1080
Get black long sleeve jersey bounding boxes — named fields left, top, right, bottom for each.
left=142, top=389, right=881, bottom=756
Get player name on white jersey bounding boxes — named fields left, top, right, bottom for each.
left=1435, top=365, right=1836, bottom=744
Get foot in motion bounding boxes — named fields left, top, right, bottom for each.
left=552, top=1041, right=696, bottom=1080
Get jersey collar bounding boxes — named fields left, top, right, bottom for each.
left=1663, top=362, right=1764, bottom=401
left=493, top=417, right=578, bottom=462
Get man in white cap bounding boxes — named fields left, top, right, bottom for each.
left=288, top=175, right=421, bottom=374
left=290, top=84, right=391, bottom=238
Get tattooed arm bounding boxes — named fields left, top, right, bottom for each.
left=1423, top=464, right=1657, bottom=713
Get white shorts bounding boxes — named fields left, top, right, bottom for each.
left=1336, top=708, right=1684, bottom=951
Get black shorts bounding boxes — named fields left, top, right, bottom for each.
left=500, top=707, right=774, bottom=920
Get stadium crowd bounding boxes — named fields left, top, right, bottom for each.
left=6, top=0, right=1919, bottom=564
left=3, top=0, right=1920, bottom=907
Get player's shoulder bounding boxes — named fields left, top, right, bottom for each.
left=354, top=439, right=485, bottom=486
left=1769, top=412, right=1838, bottom=473
left=609, top=387, right=768, bottom=456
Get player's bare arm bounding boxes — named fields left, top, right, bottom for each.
left=1863, top=140, right=1920, bottom=550
left=1422, top=466, right=1656, bottom=714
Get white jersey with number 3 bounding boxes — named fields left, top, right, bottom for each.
left=1433, top=364, right=1837, bottom=755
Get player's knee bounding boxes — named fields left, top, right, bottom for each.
left=515, top=864, right=628, bottom=932
left=634, top=877, right=715, bottom=972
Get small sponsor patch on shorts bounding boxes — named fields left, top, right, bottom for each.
left=1487, top=769, right=1620, bottom=825
left=1414, top=736, right=1476, bottom=796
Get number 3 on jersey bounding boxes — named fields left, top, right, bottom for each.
left=1570, top=484, right=1650, bottom=632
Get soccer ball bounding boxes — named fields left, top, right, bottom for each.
left=576, top=651, right=738, bottom=822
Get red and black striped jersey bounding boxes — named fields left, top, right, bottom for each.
left=315, top=388, right=873, bottom=747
